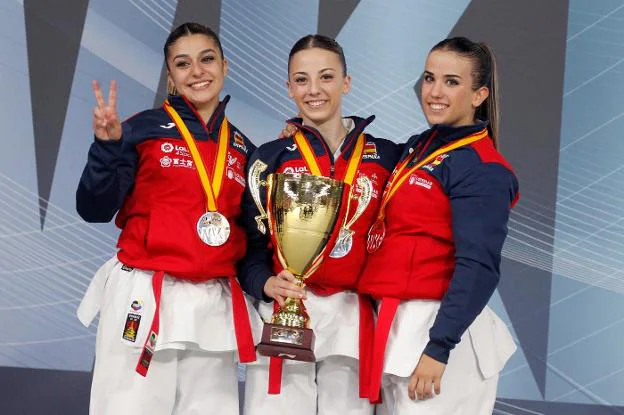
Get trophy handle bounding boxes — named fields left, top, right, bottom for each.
left=248, top=159, right=269, bottom=234
left=343, top=175, right=373, bottom=230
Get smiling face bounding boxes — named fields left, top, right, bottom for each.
left=287, top=47, right=351, bottom=129
left=421, top=50, right=488, bottom=127
left=166, top=33, right=227, bottom=114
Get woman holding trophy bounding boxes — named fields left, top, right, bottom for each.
left=358, top=37, right=519, bottom=414
left=75, top=22, right=262, bottom=415
left=240, top=35, right=400, bottom=415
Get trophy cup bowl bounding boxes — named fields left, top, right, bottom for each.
left=256, top=173, right=344, bottom=362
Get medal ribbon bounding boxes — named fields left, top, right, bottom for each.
left=293, top=130, right=364, bottom=186
left=376, top=128, right=488, bottom=221
left=164, top=101, right=229, bottom=212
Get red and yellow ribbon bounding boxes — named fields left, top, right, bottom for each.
left=293, top=130, right=365, bottom=186
left=376, top=128, right=488, bottom=221
left=164, top=101, right=230, bottom=212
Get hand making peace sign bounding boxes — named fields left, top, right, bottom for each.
left=92, top=80, right=122, bottom=141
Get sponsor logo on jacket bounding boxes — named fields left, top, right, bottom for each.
left=227, top=167, right=246, bottom=187
left=161, top=142, right=191, bottom=157
left=160, top=155, right=193, bottom=169
left=226, top=153, right=245, bottom=186
left=408, top=174, right=433, bottom=190
left=282, top=166, right=309, bottom=174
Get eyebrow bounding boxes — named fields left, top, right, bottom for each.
left=292, top=67, right=336, bottom=76
left=424, top=70, right=462, bottom=79
left=173, top=48, right=216, bottom=60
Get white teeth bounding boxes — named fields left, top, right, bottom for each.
left=307, top=100, right=326, bottom=107
left=430, top=103, right=447, bottom=110
left=190, top=81, right=210, bottom=89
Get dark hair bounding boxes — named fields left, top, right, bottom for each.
left=431, top=37, right=499, bottom=147
left=164, top=22, right=224, bottom=62
left=288, top=34, right=347, bottom=76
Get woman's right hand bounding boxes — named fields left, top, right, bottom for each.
left=92, top=80, right=122, bottom=141
left=263, top=269, right=306, bottom=307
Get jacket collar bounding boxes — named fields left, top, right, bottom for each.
left=429, top=120, right=488, bottom=143
left=286, top=115, right=375, bottom=160
left=401, top=121, right=489, bottom=162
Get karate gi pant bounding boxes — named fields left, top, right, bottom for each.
left=90, top=346, right=240, bottom=415
left=244, top=355, right=373, bottom=415
left=78, top=257, right=262, bottom=415
left=374, top=300, right=513, bottom=415
left=375, top=335, right=499, bottom=415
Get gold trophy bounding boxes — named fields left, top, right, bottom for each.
left=249, top=161, right=344, bottom=361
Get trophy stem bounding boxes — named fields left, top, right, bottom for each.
left=271, top=274, right=310, bottom=329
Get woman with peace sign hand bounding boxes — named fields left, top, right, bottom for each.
left=76, top=22, right=263, bottom=415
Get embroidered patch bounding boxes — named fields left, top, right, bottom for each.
left=363, top=142, right=380, bottom=160
left=233, top=131, right=247, bottom=152
left=431, top=154, right=449, bottom=166
left=130, top=300, right=143, bottom=311
left=122, top=313, right=141, bottom=342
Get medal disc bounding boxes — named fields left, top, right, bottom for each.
left=329, top=228, right=354, bottom=259
left=366, top=220, right=386, bottom=253
left=196, top=211, right=230, bottom=246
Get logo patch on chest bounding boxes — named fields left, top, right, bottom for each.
left=409, top=174, right=433, bottom=190
left=282, top=166, right=309, bottom=174
left=160, top=156, right=194, bottom=169
left=226, top=153, right=245, bottom=186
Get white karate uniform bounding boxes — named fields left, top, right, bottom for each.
left=375, top=300, right=516, bottom=415
left=77, top=256, right=264, bottom=415
left=244, top=290, right=373, bottom=415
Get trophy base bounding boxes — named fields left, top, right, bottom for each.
left=257, top=323, right=316, bottom=362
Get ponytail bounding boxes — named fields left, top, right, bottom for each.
left=431, top=37, right=499, bottom=148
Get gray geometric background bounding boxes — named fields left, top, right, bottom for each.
left=1, top=0, right=622, bottom=413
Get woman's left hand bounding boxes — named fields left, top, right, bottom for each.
left=408, top=353, right=446, bottom=400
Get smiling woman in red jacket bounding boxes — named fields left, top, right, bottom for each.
left=75, top=22, right=262, bottom=415
left=358, top=37, right=519, bottom=415
left=239, top=35, right=400, bottom=415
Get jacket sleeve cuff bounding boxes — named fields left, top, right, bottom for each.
left=253, top=270, right=273, bottom=303
left=91, top=135, right=125, bottom=160
left=423, top=340, right=451, bottom=364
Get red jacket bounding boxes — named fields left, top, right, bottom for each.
left=357, top=123, right=519, bottom=402
left=77, top=96, right=254, bottom=280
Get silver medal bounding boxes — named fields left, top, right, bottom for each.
left=329, top=176, right=374, bottom=258
left=196, top=211, right=230, bottom=246
left=329, top=228, right=354, bottom=258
